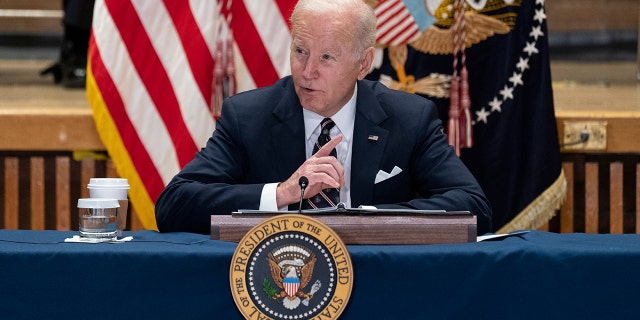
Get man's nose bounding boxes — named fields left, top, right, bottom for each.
left=302, top=58, right=318, bottom=78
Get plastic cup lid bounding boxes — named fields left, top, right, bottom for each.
left=77, top=198, right=120, bottom=208
left=88, top=178, right=130, bottom=189
left=87, top=185, right=130, bottom=189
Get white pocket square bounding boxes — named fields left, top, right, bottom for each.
left=375, top=166, right=402, bottom=184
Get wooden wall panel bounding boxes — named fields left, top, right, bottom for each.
left=0, top=152, right=142, bottom=232
left=546, top=0, right=639, bottom=32
left=637, top=164, right=640, bottom=233
left=4, top=157, right=19, bottom=229
left=561, top=162, right=575, bottom=233
left=29, top=157, right=44, bottom=230
left=3, top=151, right=640, bottom=234
left=585, top=163, right=599, bottom=233
left=79, top=158, right=95, bottom=199
left=549, top=154, right=640, bottom=234
left=610, top=162, right=624, bottom=234
left=55, top=156, right=70, bottom=230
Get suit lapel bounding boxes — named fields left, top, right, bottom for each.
left=350, top=81, right=389, bottom=207
left=267, top=79, right=389, bottom=207
left=270, top=79, right=306, bottom=181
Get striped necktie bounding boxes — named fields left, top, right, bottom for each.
left=306, top=118, right=340, bottom=209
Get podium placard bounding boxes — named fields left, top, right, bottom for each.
left=211, top=212, right=476, bottom=244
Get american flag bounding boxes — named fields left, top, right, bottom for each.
left=87, top=0, right=297, bottom=229
left=375, top=0, right=434, bottom=46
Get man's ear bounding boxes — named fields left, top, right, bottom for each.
left=357, top=47, right=375, bottom=80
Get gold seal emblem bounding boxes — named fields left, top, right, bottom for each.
left=230, top=214, right=353, bottom=319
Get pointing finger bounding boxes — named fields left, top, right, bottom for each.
left=313, top=134, right=343, bottom=158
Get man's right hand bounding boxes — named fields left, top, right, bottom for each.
left=276, top=135, right=344, bottom=207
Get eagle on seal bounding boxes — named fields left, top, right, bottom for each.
left=268, top=254, right=317, bottom=310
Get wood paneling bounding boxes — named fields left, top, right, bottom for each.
left=0, top=110, right=104, bottom=151
left=546, top=0, right=639, bottom=32
left=557, top=116, right=640, bottom=153
left=585, top=163, right=599, bottom=233
left=637, top=164, right=640, bottom=232
left=0, top=0, right=63, bottom=34
left=0, top=152, right=142, bottom=231
left=29, top=156, right=44, bottom=230
left=55, top=156, right=70, bottom=230
left=3, top=157, right=18, bottom=229
left=550, top=154, right=640, bottom=234
left=560, top=162, right=574, bottom=233
left=610, top=162, right=624, bottom=233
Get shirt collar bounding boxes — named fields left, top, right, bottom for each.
left=303, top=85, right=357, bottom=142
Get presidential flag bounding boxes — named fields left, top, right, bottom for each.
left=367, top=0, right=566, bottom=232
left=87, top=0, right=297, bottom=229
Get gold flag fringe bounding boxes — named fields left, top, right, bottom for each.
left=448, top=0, right=473, bottom=156
left=497, top=169, right=567, bottom=233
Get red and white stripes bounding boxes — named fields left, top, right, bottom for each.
left=375, top=0, right=421, bottom=46
left=87, top=0, right=297, bottom=229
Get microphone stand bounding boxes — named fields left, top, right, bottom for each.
left=298, top=176, right=308, bottom=214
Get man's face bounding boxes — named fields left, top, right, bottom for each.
left=290, top=12, right=368, bottom=117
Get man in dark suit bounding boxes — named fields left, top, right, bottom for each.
left=155, top=0, right=492, bottom=235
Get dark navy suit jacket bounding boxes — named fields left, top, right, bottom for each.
left=155, top=77, right=492, bottom=234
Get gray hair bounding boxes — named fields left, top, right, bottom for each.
left=290, top=0, right=376, bottom=59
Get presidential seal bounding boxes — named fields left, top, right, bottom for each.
left=230, top=214, right=353, bottom=320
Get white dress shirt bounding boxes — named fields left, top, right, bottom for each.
left=259, top=86, right=357, bottom=210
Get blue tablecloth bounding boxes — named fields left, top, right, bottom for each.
left=1, top=230, right=639, bottom=319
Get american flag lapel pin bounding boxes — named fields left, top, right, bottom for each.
left=368, top=135, right=378, bottom=141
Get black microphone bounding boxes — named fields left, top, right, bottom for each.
left=298, top=176, right=308, bottom=214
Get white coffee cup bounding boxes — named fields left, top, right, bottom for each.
left=87, top=178, right=130, bottom=237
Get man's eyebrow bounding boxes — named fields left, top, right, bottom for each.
left=322, top=47, right=342, bottom=58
